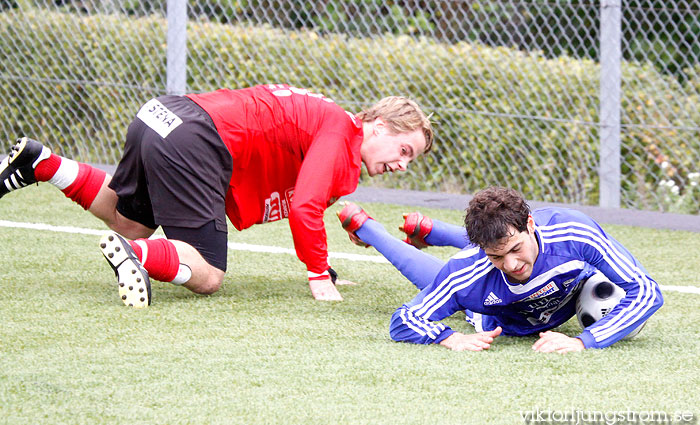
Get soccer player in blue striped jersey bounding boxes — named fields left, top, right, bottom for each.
left=340, top=186, right=663, bottom=353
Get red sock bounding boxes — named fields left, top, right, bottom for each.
left=34, top=153, right=62, bottom=181
left=129, top=238, right=180, bottom=282
left=62, top=163, right=106, bottom=210
left=35, top=154, right=106, bottom=210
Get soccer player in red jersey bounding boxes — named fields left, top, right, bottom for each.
left=0, top=84, right=433, bottom=307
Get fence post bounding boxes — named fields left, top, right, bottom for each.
left=166, top=0, right=187, bottom=95
left=599, top=0, right=622, bottom=208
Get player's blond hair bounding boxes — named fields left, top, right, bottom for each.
left=357, top=96, right=434, bottom=153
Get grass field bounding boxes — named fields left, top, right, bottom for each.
left=1, top=184, right=699, bottom=425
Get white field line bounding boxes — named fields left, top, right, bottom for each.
left=0, top=220, right=388, bottom=264
left=227, top=242, right=389, bottom=263
left=2, top=220, right=699, bottom=295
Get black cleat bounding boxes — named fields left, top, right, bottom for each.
left=0, top=137, right=51, bottom=199
left=100, top=231, right=152, bottom=308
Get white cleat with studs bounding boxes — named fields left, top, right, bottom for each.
left=99, top=231, right=151, bottom=308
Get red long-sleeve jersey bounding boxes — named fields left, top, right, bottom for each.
left=186, top=84, right=363, bottom=275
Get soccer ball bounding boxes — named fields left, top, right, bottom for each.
left=575, top=271, right=645, bottom=339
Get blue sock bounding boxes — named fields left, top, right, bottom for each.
left=424, top=219, right=470, bottom=249
left=356, top=219, right=445, bottom=290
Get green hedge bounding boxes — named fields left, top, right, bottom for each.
left=0, top=9, right=165, bottom=164
left=1, top=9, right=698, bottom=211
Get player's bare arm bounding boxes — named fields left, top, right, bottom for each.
left=438, top=327, right=502, bottom=352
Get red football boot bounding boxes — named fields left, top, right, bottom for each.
left=336, top=201, right=372, bottom=247
left=399, top=212, right=433, bottom=249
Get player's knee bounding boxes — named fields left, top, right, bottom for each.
left=188, top=267, right=225, bottom=295
left=113, top=226, right=155, bottom=240
left=192, top=279, right=222, bottom=295
left=109, top=214, right=155, bottom=240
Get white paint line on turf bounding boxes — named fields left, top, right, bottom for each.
left=0, top=220, right=389, bottom=264
left=658, top=285, right=700, bottom=295
left=0, top=220, right=104, bottom=236
left=3, top=219, right=700, bottom=294
left=227, top=242, right=389, bottom=263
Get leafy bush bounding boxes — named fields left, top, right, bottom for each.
left=1, top=9, right=698, bottom=210
left=0, top=9, right=165, bottom=163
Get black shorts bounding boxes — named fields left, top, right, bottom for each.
left=109, top=95, right=233, bottom=270
left=162, top=221, right=228, bottom=272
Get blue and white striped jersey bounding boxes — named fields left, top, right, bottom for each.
left=389, top=207, right=663, bottom=349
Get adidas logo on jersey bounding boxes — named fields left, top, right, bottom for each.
left=484, top=291, right=503, bottom=306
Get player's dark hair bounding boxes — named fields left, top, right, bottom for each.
left=464, top=186, right=531, bottom=250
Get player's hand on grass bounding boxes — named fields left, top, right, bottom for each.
left=308, top=277, right=343, bottom=301
left=439, top=327, right=502, bottom=351
left=532, top=331, right=585, bottom=354
left=326, top=267, right=356, bottom=286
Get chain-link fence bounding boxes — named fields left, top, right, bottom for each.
left=1, top=0, right=698, bottom=213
